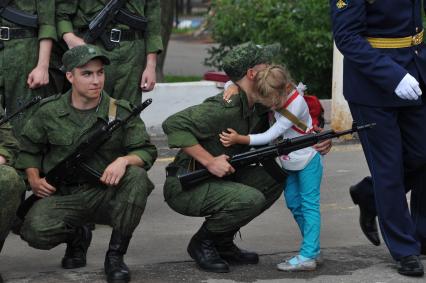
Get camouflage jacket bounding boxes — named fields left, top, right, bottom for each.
left=162, top=90, right=271, bottom=170
left=15, top=90, right=157, bottom=174
left=56, top=0, right=163, bottom=54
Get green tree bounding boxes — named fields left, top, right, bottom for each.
left=206, top=0, right=332, bottom=98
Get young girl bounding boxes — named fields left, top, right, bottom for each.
left=219, top=65, right=323, bottom=271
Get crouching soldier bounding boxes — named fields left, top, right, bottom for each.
left=15, top=45, right=157, bottom=283
left=0, top=109, right=26, bottom=282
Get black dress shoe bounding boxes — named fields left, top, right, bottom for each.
left=350, top=185, right=381, bottom=246
left=397, top=255, right=424, bottom=277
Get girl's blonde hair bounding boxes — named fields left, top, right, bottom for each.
left=255, top=65, right=293, bottom=99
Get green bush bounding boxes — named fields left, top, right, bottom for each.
left=205, top=0, right=333, bottom=98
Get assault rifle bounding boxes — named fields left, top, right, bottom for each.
left=177, top=122, right=375, bottom=188
left=16, top=98, right=152, bottom=219
left=83, top=0, right=147, bottom=51
left=0, top=96, right=41, bottom=127
left=0, top=0, right=38, bottom=28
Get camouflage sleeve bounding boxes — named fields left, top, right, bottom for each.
left=123, top=115, right=158, bottom=171
left=0, top=123, right=20, bottom=166
left=162, top=98, right=227, bottom=148
left=56, top=0, right=79, bottom=38
left=14, top=110, right=48, bottom=170
left=36, top=0, right=57, bottom=40
left=145, top=0, right=163, bottom=54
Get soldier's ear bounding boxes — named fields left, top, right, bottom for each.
left=65, top=71, right=74, bottom=84
left=247, top=68, right=256, bottom=80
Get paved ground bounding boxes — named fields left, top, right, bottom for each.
left=2, top=36, right=425, bottom=283
left=163, top=35, right=217, bottom=77
left=2, top=141, right=425, bottom=283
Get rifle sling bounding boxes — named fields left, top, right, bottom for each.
left=277, top=108, right=308, bottom=132
left=108, top=98, right=117, bottom=122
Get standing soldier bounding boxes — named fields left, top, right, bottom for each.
left=0, top=0, right=57, bottom=132
left=56, top=0, right=163, bottom=105
left=15, top=45, right=158, bottom=283
left=331, top=0, right=426, bottom=277
left=0, top=108, right=26, bottom=283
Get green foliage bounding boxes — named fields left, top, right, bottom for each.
left=164, top=75, right=203, bottom=82
left=206, top=0, right=333, bottom=98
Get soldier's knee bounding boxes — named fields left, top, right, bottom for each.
left=0, top=165, right=25, bottom=200
left=119, top=166, right=153, bottom=205
left=20, top=219, right=54, bottom=250
left=238, top=190, right=266, bottom=216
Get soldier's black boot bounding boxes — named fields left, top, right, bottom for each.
left=0, top=272, right=3, bottom=283
left=187, top=224, right=229, bottom=273
left=104, top=230, right=131, bottom=283
left=62, top=225, right=92, bottom=269
left=215, top=230, right=259, bottom=264
left=350, top=177, right=381, bottom=246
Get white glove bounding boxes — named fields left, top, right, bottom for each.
left=394, top=73, right=422, bottom=100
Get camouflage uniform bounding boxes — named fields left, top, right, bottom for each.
left=0, top=0, right=57, bottom=132
left=15, top=90, right=157, bottom=249
left=56, top=0, right=163, bottom=105
left=163, top=92, right=284, bottom=234
left=162, top=42, right=284, bottom=273
left=0, top=108, right=26, bottom=252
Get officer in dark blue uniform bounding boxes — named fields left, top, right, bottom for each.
left=331, top=0, right=426, bottom=277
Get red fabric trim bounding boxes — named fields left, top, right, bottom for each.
left=291, top=125, right=307, bottom=134
left=283, top=90, right=299, bottom=108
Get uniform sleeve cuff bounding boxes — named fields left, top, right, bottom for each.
left=57, top=20, right=74, bottom=38
left=14, top=153, right=42, bottom=170
left=166, top=131, right=199, bottom=148
left=146, top=35, right=163, bottom=54
left=129, top=150, right=154, bottom=170
left=38, top=25, right=57, bottom=41
left=0, top=149, right=12, bottom=165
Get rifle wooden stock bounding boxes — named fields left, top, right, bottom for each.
left=177, top=122, right=375, bottom=188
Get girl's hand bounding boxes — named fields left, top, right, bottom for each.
left=219, top=128, right=240, bottom=147
left=223, top=84, right=239, bottom=101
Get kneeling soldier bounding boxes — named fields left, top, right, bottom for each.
left=0, top=110, right=26, bottom=283
left=15, top=45, right=157, bottom=283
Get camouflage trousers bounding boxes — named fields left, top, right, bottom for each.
left=20, top=166, right=154, bottom=250
left=97, top=38, right=147, bottom=106
left=0, top=38, right=57, bottom=133
left=0, top=165, right=26, bottom=252
left=164, top=165, right=285, bottom=233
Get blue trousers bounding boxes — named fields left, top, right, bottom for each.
left=349, top=102, right=426, bottom=260
left=284, top=153, right=323, bottom=259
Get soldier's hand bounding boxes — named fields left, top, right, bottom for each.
left=27, top=65, right=49, bottom=89
left=140, top=65, right=156, bottom=92
left=206, top=154, right=235, bottom=177
left=100, top=157, right=128, bottom=186
left=395, top=73, right=422, bottom=100
left=29, top=177, right=56, bottom=198
left=0, top=155, right=6, bottom=165
left=63, top=32, right=85, bottom=49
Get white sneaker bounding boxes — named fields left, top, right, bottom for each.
left=315, top=253, right=323, bottom=266
left=277, top=255, right=317, bottom=271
